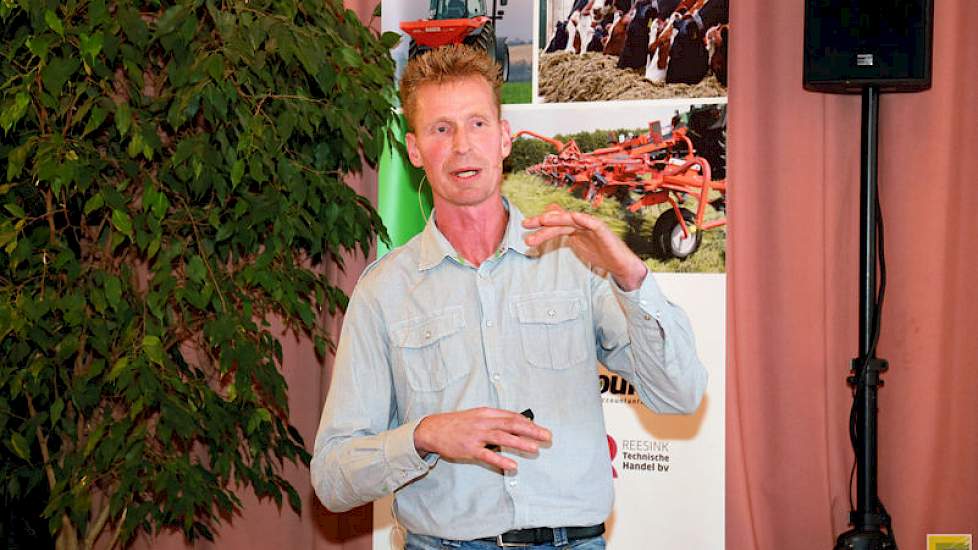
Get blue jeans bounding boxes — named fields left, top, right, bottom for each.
left=405, top=531, right=606, bottom=550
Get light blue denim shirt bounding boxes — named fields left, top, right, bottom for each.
left=311, top=200, right=707, bottom=540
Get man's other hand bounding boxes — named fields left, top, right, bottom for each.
left=414, top=407, right=552, bottom=471
left=522, top=204, right=648, bottom=291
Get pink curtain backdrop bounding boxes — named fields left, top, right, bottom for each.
left=726, top=0, right=978, bottom=547
left=135, top=0, right=978, bottom=548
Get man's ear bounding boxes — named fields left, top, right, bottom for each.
left=500, top=119, right=513, bottom=159
left=405, top=132, right=424, bottom=168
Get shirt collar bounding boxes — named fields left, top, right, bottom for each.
left=417, top=197, right=533, bottom=271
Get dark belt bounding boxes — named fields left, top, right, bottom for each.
left=478, top=524, right=605, bottom=547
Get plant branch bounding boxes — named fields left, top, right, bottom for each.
left=25, top=395, right=57, bottom=490
left=82, top=497, right=113, bottom=550
left=177, top=195, right=228, bottom=311
left=106, top=508, right=127, bottom=550
left=44, top=189, right=57, bottom=246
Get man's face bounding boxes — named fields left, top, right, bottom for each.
left=405, top=76, right=512, bottom=211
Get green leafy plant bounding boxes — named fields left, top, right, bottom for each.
left=0, top=1, right=398, bottom=548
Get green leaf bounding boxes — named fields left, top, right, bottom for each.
left=287, top=485, right=301, bottom=512
left=205, top=55, right=224, bottom=81
left=142, top=336, right=164, bottom=365
left=4, top=202, right=25, bottom=218
left=119, top=7, right=149, bottom=48
left=155, top=5, right=185, bottom=36
left=79, top=32, right=104, bottom=60
left=186, top=255, right=206, bottom=284
left=380, top=31, right=401, bottom=49
left=246, top=409, right=271, bottom=434
left=1, top=93, right=30, bottom=133
left=81, top=106, right=107, bottom=137
left=44, top=9, right=64, bottom=36
left=147, top=237, right=161, bottom=259
left=0, top=227, right=16, bottom=249
left=154, top=194, right=169, bottom=219
left=9, top=432, right=29, bottom=461
left=51, top=398, right=65, bottom=426
left=83, top=193, right=104, bottom=215
left=230, top=159, right=244, bottom=188
left=27, top=35, right=57, bottom=61
left=41, top=56, right=80, bottom=94
left=337, top=47, right=359, bottom=68
left=111, top=208, right=133, bottom=237
left=105, top=275, right=122, bottom=308
left=6, top=142, right=32, bottom=180
left=115, top=103, right=132, bottom=136
left=84, top=423, right=104, bottom=457
left=126, top=131, right=143, bottom=158
left=107, top=357, right=130, bottom=381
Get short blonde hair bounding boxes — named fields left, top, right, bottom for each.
left=399, top=44, right=503, bottom=130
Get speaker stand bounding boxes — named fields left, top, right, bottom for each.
left=833, top=87, right=896, bottom=550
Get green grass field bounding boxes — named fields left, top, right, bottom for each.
left=502, top=172, right=726, bottom=273
left=501, top=81, right=532, bottom=104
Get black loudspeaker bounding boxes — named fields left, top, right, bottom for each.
left=803, top=0, right=934, bottom=93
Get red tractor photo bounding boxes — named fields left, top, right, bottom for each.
left=399, top=0, right=511, bottom=81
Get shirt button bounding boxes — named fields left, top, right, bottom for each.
left=547, top=309, right=556, bottom=317
left=644, top=314, right=653, bottom=321
left=486, top=320, right=494, bottom=327
left=424, top=330, right=432, bottom=339
left=508, top=479, right=518, bottom=487
left=492, top=373, right=501, bottom=382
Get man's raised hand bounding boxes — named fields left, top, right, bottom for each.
left=522, top=204, right=648, bottom=291
left=414, top=407, right=551, bottom=471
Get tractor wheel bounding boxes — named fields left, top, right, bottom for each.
left=471, top=26, right=493, bottom=57
left=651, top=208, right=701, bottom=260
left=408, top=40, right=429, bottom=60
left=498, top=42, right=510, bottom=82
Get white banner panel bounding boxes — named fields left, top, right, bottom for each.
left=601, top=273, right=725, bottom=548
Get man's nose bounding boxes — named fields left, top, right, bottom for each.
left=452, top=127, right=471, bottom=154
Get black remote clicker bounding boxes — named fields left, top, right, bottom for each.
left=486, top=408, right=534, bottom=452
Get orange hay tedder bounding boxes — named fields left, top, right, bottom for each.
left=399, top=0, right=510, bottom=81
left=514, top=116, right=727, bottom=260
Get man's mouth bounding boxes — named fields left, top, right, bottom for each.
left=452, top=168, right=480, bottom=179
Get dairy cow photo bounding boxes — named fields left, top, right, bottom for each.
left=538, top=0, right=729, bottom=102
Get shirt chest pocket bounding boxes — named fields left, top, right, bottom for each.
left=514, top=294, right=590, bottom=369
left=391, top=308, right=467, bottom=392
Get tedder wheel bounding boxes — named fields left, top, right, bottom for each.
left=651, top=207, right=702, bottom=260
